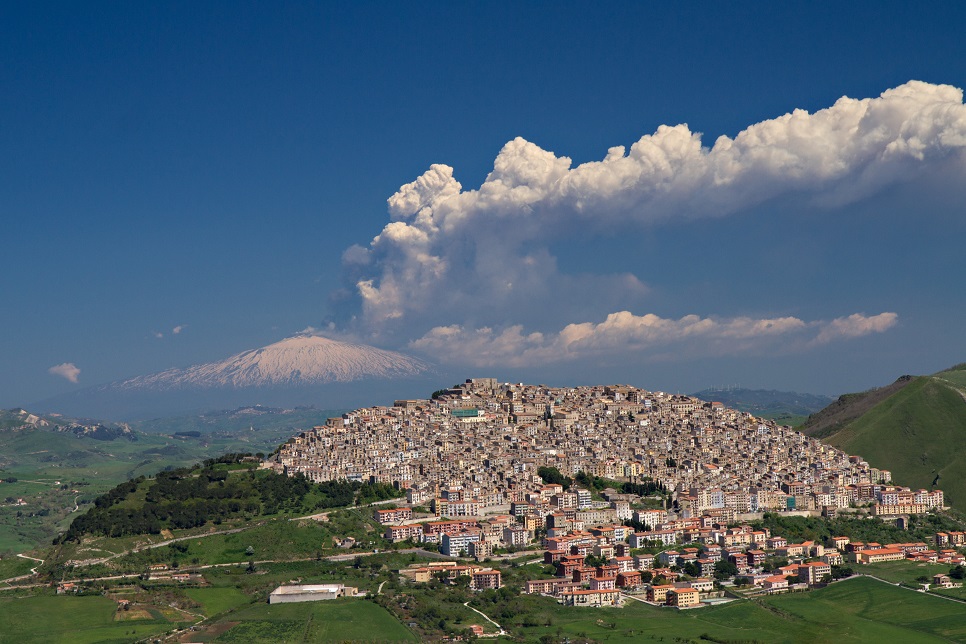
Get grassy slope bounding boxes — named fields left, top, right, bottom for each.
left=935, top=364, right=966, bottom=389
left=822, top=374, right=966, bottom=508
left=0, top=424, right=308, bottom=553
left=768, top=576, right=966, bottom=642
left=506, top=576, right=964, bottom=643
left=213, top=599, right=416, bottom=643
left=185, top=587, right=251, bottom=617
left=0, top=595, right=176, bottom=644
left=800, top=376, right=916, bottom=438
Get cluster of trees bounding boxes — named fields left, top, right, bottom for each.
left=752, top=512, right=966, bottom=547
left=619, top=479, right=669, bottom=497
left=536, top=466, right=668, bottom=497
left=202, top=453, right=259, bottom=467
left=357, top=480, right=405, bottom=504
left=537, top=466, right=572, bottom=488
left=622, top=518, right=653, bottom=532
left=58, top=462, right=404, bottom=542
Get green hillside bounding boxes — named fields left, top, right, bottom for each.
left=818, top=366, right=966, bottom=510
left=800, top=376, right=915, bottom=438
left=0, top=414, right=321, bottom=553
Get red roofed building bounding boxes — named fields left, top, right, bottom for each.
left=616, top=570, right=642, bottom=588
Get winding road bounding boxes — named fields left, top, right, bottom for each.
left=464, top=601, right=506, bottom=637
left=16, top=553, right=44, bottom=575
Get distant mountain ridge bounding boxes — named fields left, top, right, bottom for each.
left=0, top=407, right=132, bottom=441
left=691, top=387, right=834, bottom=424
left=0, top=408, right=50, bottom=431
left=133, top=405, right=348, bottom=436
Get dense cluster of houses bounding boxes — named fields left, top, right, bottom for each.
left=273, top=379, right=943, bottom=522
left=392, top=510, right=966, bottom=609
left=530, top=523, right=966, bottom=607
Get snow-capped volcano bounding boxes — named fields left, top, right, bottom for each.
left=34, top=335, right=445, bottom=419
left=116, top=335, right=434, bottom=390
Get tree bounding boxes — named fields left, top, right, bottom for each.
left=433, top=570, right=451, bottom=584
left=950, top=565, right=965, bottom=580
left=682, top=561, right=699, bottom=577
left=537, top=467, right=572, bottom=488
left=584, top=554, right=607, bottom=568
left=713, top=560, right=738, bottom=580
left=623, top=518, right=651, bottom=532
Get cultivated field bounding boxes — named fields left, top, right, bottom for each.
left=199, top=598, right=416, bottom=642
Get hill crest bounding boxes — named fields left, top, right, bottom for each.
left=800, top=375, right=916, bottom=439
left=807, top=366, right=966, bottom=509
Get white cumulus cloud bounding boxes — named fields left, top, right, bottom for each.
left=813, top=312, right=899, bottom=344
left=172, top=325, right=187, bottom=335
left=338, top=81, right=965, bottom=347
left=410, top=311, right=899, bottom=367
left=48, top=362, right=80, bottom=383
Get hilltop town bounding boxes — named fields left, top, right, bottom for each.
left=274, top=378, right=943, bottom=523
left=269, top=378, right=959, bottom=608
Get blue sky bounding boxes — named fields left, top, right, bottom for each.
left=3, top=2, right=965, bottom=407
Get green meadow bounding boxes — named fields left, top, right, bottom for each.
left=185, top=586, right=252, bottom=616
left=0, top=594, right=178, bottom=644
left=201, top=598, right=416, bottom=643
left=0, top=553, right=35, bottom=579
left=768, top=576, right=966, bottom=642
left=503, top=576, right=966, bottom=643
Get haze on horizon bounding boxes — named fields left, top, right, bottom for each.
left=2, top=2, right=965, bottom=410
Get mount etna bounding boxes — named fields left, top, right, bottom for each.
left=33, top=335, right=440, bottom=420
